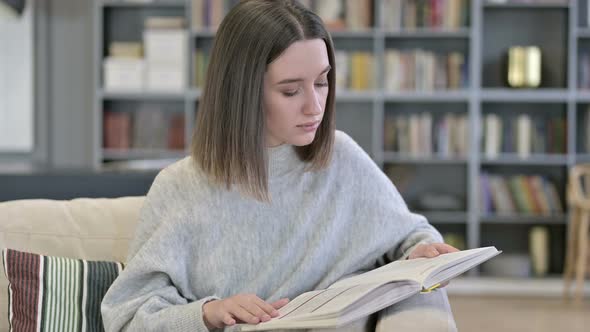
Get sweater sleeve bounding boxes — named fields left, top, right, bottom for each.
left=101, top=168, right=219, bottom=332
left=335, top=131, right=444, bottom=263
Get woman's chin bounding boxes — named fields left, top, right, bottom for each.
left=289, top=133, right=317, bottom=147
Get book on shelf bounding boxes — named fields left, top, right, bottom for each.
left=482, top=113, right=566, bottom=158
left=103, top=106, right=185, bottom=152
left=103, top=57, right=146, bottom=91
left=384, top=49, right=467, bottom=92
left=167, top=113, right=185, bottom=150
left=383, top=0, right=469, bottom=31
left=108, top=42, right=143, bottom=58
left=191, top=0, right=239, bottom=30
left=194, top=49, right=210, bottom=88
left=103, top=111, right=132, bottom=149
left=144, top=16, right=185, bottom=30
left=334, top=51, right=375, bottom=91
left=479, top=173, right=563, bottom=216
left=312, top=0, right=372, bottom=31
left=144, top=16, right=187, bottom=91
left=240, top=247, right=501, bottom=331
left=384, top=112, right=468, bottom=158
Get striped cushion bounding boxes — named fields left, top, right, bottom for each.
left=2, top=249, right=123, bottom=332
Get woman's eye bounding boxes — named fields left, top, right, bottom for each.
left=282, top=90, right=298, bottom=97
left=315, top=81, right=329, bottom=87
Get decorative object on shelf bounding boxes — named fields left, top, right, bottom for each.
left=0, top=0, right=25, bottom=19
left=507, top=46, right=541, bottom=88
left=563, top=163, right=590, bottom=303
left=529, top=226, right=549, bottom=277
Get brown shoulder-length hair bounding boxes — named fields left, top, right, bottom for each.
left=191, top=0, right=336, bottom=201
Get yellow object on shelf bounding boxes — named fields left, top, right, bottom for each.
left=507, top=46, right=541, bottom=88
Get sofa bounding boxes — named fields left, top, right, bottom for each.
left=0, top=197, right=144, bottom=332
left=0, top=197, right=457, bottom=332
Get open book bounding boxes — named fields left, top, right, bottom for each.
left=240, top=246, right=501, bottom=331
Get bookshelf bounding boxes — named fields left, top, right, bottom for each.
left=93, top=0, right=590, bottom=281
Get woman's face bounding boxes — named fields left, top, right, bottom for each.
left=263, top=38, right=330, bottom=147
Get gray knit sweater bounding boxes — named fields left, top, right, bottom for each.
left=101, top=131, right=443, bottom=332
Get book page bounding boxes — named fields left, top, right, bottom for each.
left=276, top=283, right=380, bottom=321
left=328, top=247, right=499, bottom=289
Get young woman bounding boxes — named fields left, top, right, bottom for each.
left=102, top=1, right=458, bottom=331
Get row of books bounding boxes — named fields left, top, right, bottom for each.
left=335, top=51, right=376, bottom=91
left=482, top=113, right=567, bottom=159
left=311, top=0, right=372, bottom=31
left=384, top=50, right=467, bottom=91
left=479, top=173, right=563, bottom=216
left=191, top=0, right=239, bottom=30
left=383, top=0, right=469, bottom=31
left=195, top=49, right=466, bottom=92
left=383, top=112, right=468, bottom=157
left=190, top=0, right=372, bottom=31
left=104, top=17, right=187, bottom=92
left=103, top=110, right=185, bottom=150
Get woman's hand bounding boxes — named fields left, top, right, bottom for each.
left=407, top=243, right=460, bottom=288
left=202, top=294, right=290, bottom=330
left=407, top=243, right=459, bottom=260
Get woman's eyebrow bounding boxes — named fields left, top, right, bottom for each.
left=276, top=65, right=332, bottom=85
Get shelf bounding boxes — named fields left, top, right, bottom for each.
left=335, top=90, right=378, bottom=102
left=102, top=148, right=186, bottom=160
left=577, top=28, right=590, bottom=38
left=100, top=0, right=186, bottom=8
left=575, top=91, right=590, bottom=102
left=384, top=28, right=470, bottom=39
left=576, top=154, right=590, bottom=163
left=480, top=214, right=567, bottom=224
left=415, top=211, right=468, bottom=224
left=383, top=90, right=470, bottom=102
left=483, top=1, right=569, bottom=9
left=99, top=90, right=188, bottom=101
left=329, top=29, right=377, bottom=38
left=481, top=89, right=569, bottom=102
left=191, top=29, right=216, bottom=38
left=480, top=154, right=568, bottom=166
left=447, top=276, right=590, bottom=297
left=383, top=152, right=467, bottom=164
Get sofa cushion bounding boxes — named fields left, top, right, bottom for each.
left=0, top=196, right=144, bottom=332
left=2, top=248, right=123, bottom=332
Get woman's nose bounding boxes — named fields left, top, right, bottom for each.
left=303, top=89, right=322, bottom=115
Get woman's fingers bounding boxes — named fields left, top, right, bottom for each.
left=409, top=243, right=460, bottom=259
left=271, top=298, right=290, bottom=310
left=253, top=297, right=281, bottom=318
left=228, top=302, right=260, bottom=325
left=432, top=243, right=460, bottom=254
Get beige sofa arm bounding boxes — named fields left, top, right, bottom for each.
left=0, top=196, right=144, bottom=332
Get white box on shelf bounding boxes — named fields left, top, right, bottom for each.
left=103, top=57, right=145, bottom=91
left=143, top=29, right=187, bottom=66
left=146, top=64, right=185, bottom=92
